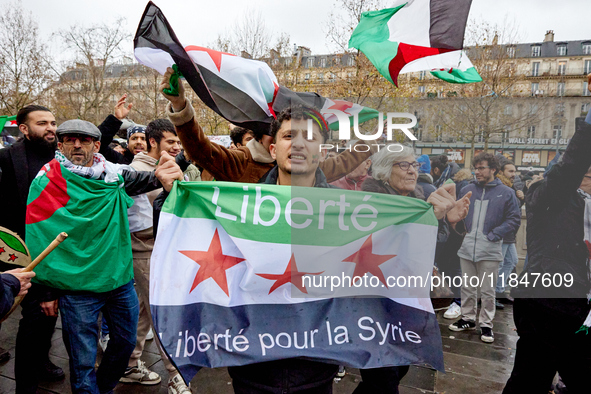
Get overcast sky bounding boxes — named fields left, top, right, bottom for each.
left=16, top=0, right=590, bottom=58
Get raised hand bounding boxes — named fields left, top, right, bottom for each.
left=114, top=93, right=133, bottom=120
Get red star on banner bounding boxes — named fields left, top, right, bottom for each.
left=256, top=254, right=324, bottom=294
left=328, top=100, right=355, bottom=115
left=0, top=246, right=5, bottom=255
left=185, top=45, right=235, bottom=72
left=8, top=254, right=17, bottom=262
left=342, top=234, right=396, bottom=288
left=179, top=229, right=245, bottom=296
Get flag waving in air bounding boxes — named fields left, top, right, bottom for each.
left=134, top=2, right=380, bottom=135
left=151, top=182, right=444, bottom=382
left=349, top=0, right=481, bottom=86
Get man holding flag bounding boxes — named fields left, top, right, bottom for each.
left=27, top=119, right=183, bottom=394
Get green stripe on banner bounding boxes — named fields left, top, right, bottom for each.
left=162, top=181, right=437, bottom=247
left=431, top=67, right=482, bottom=84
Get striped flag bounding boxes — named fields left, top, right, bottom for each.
left=151, top=181, right=444, bottom=382
left=133, top=2, right=380, bottom=135
left=349, top=0, right=480, bottom=86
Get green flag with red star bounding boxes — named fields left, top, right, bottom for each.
left=0, top=227, right=30, bottom=267
left=25, top=159, right=134, bottom=292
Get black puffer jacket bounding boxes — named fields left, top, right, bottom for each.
left=514, top=117, right=591, bottom=318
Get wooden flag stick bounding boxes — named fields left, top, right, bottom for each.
left=22, top=232, right=68, bottom=272
left=0, top=232, right=68, bottom=323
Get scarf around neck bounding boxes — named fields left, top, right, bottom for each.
left=54, top=150, right=106, bottom=180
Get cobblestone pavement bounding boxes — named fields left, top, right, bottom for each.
left=0, top=304, right=517, bottom=394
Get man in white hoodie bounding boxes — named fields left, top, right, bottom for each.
left=120, top=118, right=192, bottom=394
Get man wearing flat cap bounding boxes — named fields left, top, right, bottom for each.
left=27, top=119, right=183, bottom=394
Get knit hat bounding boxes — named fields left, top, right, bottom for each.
left=127, top=125, right=146, bottom=141
left=417, top=154, right=431, bottom=174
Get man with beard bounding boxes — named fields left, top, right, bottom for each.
left=0, top=105, right=66, bottom=393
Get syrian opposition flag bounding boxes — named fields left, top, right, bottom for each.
left=0, top=227, right=30, bottom=267
left=151, top=181, right=444, bottom=382
left=134, top=2, right=380, bottom=135
left=25, top=160, right=134, bottom=292
left=349, top=0, right=478, bottom=86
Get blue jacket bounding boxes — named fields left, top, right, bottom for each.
left=457, top=178, right=521, bottom=262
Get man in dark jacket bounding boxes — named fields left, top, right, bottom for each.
left=494, top=161, right=523, bottom=308
left=0, top=269, right=35, bottom=320
left=502, top=112, right=591, bottom=394
left=226, top=106, right=339, bottom=393
left=449, top=153, right=521, bottom=344
left=34, top=119, right=183, bottom=394
left=0, top=104, right=65, bottom=393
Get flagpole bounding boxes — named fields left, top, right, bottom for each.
left=0, top=232, right=68, bottom=323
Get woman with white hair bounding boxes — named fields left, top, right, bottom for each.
left=356, top=144, right=471, bottom=394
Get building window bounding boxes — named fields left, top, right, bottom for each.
left=307, top=57, right=314, bottom=68
left=317, top=73, right=324, bottom=82
left=284, top=57, right=292, bottom=66
left=418, top=85, right=425, bottom=93
left=416, top=128, right=423, bottom=141
left=531, top=45, right=541, bottom=57
left=553, top=125, right=562, bottom=139
left=584, top=43, right=591, bottom=55
left=557, top=82, right=565, bottom=96
left=527, top=126, right=536, bottom=139
left=347, top=56, right=355, bottom=66
left=531, top=62, right=540, bottom=76
left=502, top=125, right=511, bottom=141
left=585, top=60, right=591, bottom=75
left=531, top=82, right=540, bottom=95
left=506, top=46, right=515, bottom=58
left=530, top=104, right=539, bottom=114
left=304, top=73, right=310, bottom=81
left=558, top=61, right=567, bottom=75
left=582, top=103, right=590, bottom=114
left=419, top=70, right=426, bottom=80
left=504, top=104, right=513, bottom=115
left=329, top=73, right=336, bottom=83
left=320, top=58, right=327, bottom=68
left=584, top=82, right=590, bottom=97
left=557, top=44, right=567, bottom=56
left=435, top=125, right=442, bottom=141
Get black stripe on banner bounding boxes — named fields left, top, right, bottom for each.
left=429, top=0, right=473, bottom=50
left=151, top=298, right=444, bottom=384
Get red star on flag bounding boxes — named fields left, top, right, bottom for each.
left=256, top=254, right=324, bottom=294
left=328, top=100, right=355, bottom=115
left=179, top=229, right=245, bottom=296
left=342, top=234, right=396, bottom=288
left=8, top=254, right=17, bottom=262
left=0, top=246, right=5, bottom=255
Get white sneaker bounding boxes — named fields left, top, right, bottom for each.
left=146, top=328, right=154, bottom=341
left=443, top=302, right=461, bottom=319
left=98, top=334, right=109, bottom=352
left=119, top=360, right=162, bottom=385
left=168, top=374, right=191, bottom=394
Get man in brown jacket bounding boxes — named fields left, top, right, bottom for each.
left=159, top=68, right=375, bottom=183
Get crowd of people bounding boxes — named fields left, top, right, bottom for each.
left=0, top=70, right=590, bottom=394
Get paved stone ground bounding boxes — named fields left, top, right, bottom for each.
left=0, top=303, right=517, bottom=394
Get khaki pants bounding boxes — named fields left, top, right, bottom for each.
left=459, top=258, right=500, bottom=329
left=128, top=257, right=178, bottom=377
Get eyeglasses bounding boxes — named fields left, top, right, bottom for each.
left=393, top=161, right=420, bottom=171
left=474, top=166, right=490, bottom=172
left=61, top=136, right=94, bottom=146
